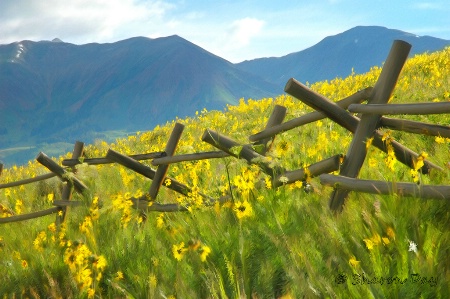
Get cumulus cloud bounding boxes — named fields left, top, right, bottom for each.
left=227, top=17, right=265, bottom=46
left=0, top=0, right=174, bottom=44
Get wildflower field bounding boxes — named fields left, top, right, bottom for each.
left=1, top=47, right=449, bottom=298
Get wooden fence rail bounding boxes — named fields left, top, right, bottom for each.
left=1, top=39, right=449, bottom=226
left=320, top=174, right=450, bottom=200
left=62, top=152, right=166, bottom=167
left=348, top=102, right=450, bottom=115
left=0, top=172, right=57, bottom=189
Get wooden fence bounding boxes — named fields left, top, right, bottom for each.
left=1, top=39, right=449, bottom=225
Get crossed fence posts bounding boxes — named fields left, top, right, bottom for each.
left=1, top=39, right=449, bottom=226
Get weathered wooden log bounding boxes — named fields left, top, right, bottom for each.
left=320, top=174, right=450, bottom=200
left=152, top=151, right=229, bottom=166
left=329, top=40, right=412, bottom=211
left=36, top=152, right=88, bottom=193
left=62, top=152, right=166, bottom=166
left=284, top=79, right=441, bottom=174
left=253, top=104, right=287, bottom=154
left=349, top=102, right=450, bottom=115
left=0, top=207, right=60, bottom=224
left=379, top=117, right=450, bottom=138
left=202, top=129, right=284, bottom=177
left=249, top=87, right=373, bottom=142
left=149, top=123, right=184, bottom=199
left=0, top=172, right=57, bottom=189
left=57, top=141, right=84, bottom=225
left=106, top=149, right=214, bottom=201
left=273, top=154, right=342, bottom=188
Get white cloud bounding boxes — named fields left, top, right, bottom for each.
left=0, top=0, right=175, bottom=44
left=227, top=17, right=265, bottom=46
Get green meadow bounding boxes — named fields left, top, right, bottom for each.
left=0, top=47, right=449, bottom=298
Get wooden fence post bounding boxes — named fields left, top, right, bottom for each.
left=105, top=149, right=215, bottom=202
left=249, top=87, right=373, bottom=142
left=253, top=104, right=287, bottom=154
left=149, top=123, right=184, bottom=200
left=284, top=79, right=441, bottom=174
left=328, top=40, right=411, bottom=211
left=36, top=152, right=88, bottom=193
left=56, top=141, right=84, bottom=226
left=202, top=129, right=283, bottom=177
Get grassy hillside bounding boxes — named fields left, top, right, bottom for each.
left=0, top=47, right=449, bottom=298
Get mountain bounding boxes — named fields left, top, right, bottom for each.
left=236, top=26, right=450, bottom=88
left=0, top=35, right=279, bottom=165
left=2, top=26, right=449, bottom=166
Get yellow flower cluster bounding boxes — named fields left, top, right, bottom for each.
left=33, top=222, right=64, bottom=252
left=111, top=193, right=134, bottom=228
left=63, top=241, right=106, bottom=297
left=363, top=227, right=395, bottom=251
left=410, top=152, right=428, bottom=183
left=233, top=165, right=259, bottom=199
left=172, top=240, right=211, bottom=262
left=381, top=131, right=397, bottom=172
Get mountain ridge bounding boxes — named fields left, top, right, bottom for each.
left=236, top=26, right=450, bottom=87
left=1, top=26, right=449, bottom=166
left=0, top=35, right=279, bottom=165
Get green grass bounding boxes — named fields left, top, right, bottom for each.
left=0, top=47, right=449, bottom=298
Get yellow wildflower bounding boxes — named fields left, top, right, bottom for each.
left=21, top=259, right=28, bottom=269
left=156, top=213, right=164, bottom=229
left=371, top=233, right=381, bottom=245
left=94, top=255, right=107, bottom=272
left=14, top=199, right=23, bottom=214
left=264, top=176, right=272, bottom=189
left=148, top=274, right=157, bottom=287
left=363, top=238, right=374, bottom=250
left=349, top=256, right=360, bottom=268
left=48, top=223, right=57, bottom=233
left=233, top=200, right=253, bottom=219
left=435, top=136, right=445, bottom=144
left=199, top=245, right=212, bottom=262
left=294, top=180, right=303, bottom=189
left=368, top=158, right=378, bottom=168
left=47, top=193, right=54, bottom=203
left=114, top=271, right=124, bottom=281
left=165, top=178, right=172, bottom=186
left=386, top=227, right=396, bottom=240
left=172, top=242, right=187, bottom=261
left=365, top=137, right=374, bottom=150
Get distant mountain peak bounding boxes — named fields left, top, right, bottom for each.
left=51, top=38, right=63, bottom=43
left=236, top=25, right=450, bottom=86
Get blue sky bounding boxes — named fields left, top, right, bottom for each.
left=1, top=0, right=449, bottom=62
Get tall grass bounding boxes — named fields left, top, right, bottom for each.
left=0, top=47, right=449, bottom=298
